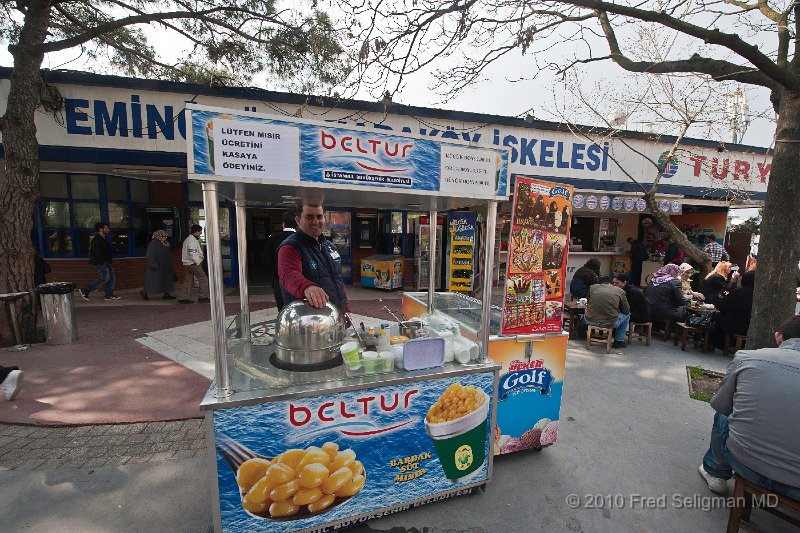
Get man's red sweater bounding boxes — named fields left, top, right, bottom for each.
left=277, top=245, right=349, bottom=311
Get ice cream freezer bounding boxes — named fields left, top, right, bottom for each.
left=200, top=355, right=499, bottom=532
left=402, top=292, right=568, bottom=455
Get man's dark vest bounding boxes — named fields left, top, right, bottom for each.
left=278, top=230, right=347, bottom=314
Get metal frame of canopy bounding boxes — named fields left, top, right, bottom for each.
left=185, top=103, right=510, bottom=400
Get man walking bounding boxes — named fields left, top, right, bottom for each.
left=260, top=211, right=296, bottom=310
left=80, top=222, right=121, bottom=301
left=177, top=224, right=209, bottom=304
left=702, top=234, right=729, bottom=267
left=698, top=314, right=800, bottom=498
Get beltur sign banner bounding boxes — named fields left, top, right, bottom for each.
left=188, top=105, right=510, bottom=200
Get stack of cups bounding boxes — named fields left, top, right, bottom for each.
left=340, top=341, right=360, bottom=370
left=362, top=351, right=378, bottom=374
left=378, top=351, right=394, bottom=372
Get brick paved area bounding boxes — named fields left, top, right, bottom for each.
left=0, top=419, right=207, bottom=471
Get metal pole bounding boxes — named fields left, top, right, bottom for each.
left=203, top=181, right=231, bottom=398
left=479, top=200, right=498, bottom=362
left=427, top=209, right=438, bottom=312
left=235, top=183, right=250, bottom=344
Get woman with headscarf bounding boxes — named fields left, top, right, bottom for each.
left=644, top=263, right=688, bottom=322
left=141, top=230, right=176, bottom=300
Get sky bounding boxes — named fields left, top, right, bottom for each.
left=0, top=6, right=777, bottom=149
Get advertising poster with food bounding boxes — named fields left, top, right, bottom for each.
left=213, top=372, right=494, bottom=532
left=488, top=334, right=568, bottom=454
left=501, top=177, right=573, bottom=335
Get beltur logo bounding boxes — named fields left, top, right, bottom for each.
left=288, top=389, right=420, bottom=437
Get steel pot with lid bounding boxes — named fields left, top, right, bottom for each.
left=274, top=300, right=345, bottom=367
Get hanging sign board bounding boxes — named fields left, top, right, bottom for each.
left=501, top=177, right=573, bottom=335
left=187, top=104, right=509, bottom=200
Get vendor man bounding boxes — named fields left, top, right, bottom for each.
left=277, top=203, right=349, bottom=314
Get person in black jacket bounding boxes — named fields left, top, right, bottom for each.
left=570, top=258, right=601, bottom=299
left=260, top=211, right=296, bottom=310
left=699, top=261, right=739, bottom=307
left=644, top=264, right=687, bottom=322
left=614, top=273, right=650, bottom=323
left=79, top=222, right=121, bottom=301
left=710, top=271, right=755, bottom=350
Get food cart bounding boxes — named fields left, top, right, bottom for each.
left=402, top=177, right=572, bottom=455
left=187, top=104, right=510, bottom=532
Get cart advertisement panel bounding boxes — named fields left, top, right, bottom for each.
left=501, top=177, right=573, bottom=335
left=188, top=106, right=509, bottom=199
left=213, top=371, right=494, bottom=532
left=488, top=334, right=568, bottom=454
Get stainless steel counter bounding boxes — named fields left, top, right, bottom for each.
left=200, top=342, right=500, bottom=411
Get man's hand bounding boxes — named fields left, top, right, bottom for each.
left=692, top=292, right=705, bottom=301
left=304, top=286, right=329, bottom=308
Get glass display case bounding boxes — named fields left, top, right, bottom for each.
left=402, top=291, right=503, bottom=336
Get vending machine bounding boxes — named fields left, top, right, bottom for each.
left=446, top=211, right=477, bottom=293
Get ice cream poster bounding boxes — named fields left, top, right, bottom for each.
left=488, top=334, right=568, bottom=455
left=212, top=372, right=494, bottom=532
left=501, top=176, right=573, bottom=335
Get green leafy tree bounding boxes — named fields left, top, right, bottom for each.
left=347, top=0, right=799, bottom=348
left=0, top=0, right=345, bottom=344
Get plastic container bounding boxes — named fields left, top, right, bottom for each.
left=378, top=351, right=394, bottom=372
left=402, top=337, right=445, bottom=370
left=344, top=351, right=397, bottom=377
left=340, top=341, right=360, bottom=369
left=362, top=351, right=378, bottom=374
left=378, top=325, right=391, bottom=352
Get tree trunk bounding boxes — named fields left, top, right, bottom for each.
left=747, top=89, right=800, bottom=349
left=0, top=1, right=51, bottom=346
left=642, top=191, right=712, bottom=274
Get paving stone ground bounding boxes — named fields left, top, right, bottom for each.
left=0, top=419, right=206, bottom=471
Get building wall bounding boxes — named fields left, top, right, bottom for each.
left=44, top=180, right=188, bottom=292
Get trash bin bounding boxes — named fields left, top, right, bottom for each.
left=35, top=282, right=78, bottom=345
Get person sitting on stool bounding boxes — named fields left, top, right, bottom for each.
left=698, top=314, right=800, bottom=497
left=582, top=276, right=631, bottom=349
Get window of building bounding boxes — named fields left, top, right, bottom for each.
left=37, top=174, right=151, bottom=258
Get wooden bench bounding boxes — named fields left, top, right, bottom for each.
left=674, top=322, right=710, bottom=352
left=727, top=474, right=800, bottom=532
left=627, top=322, right=652, bottom=346
left=725, top=333, right=747, bottom=356
left=586, top=325, right=613, bottom=354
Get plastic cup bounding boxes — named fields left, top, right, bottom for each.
left=340, top=341, right=360, bottom=370
left=362, top=351, right=378, bottom=374
left=378, top=351, right=394, bottom=372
